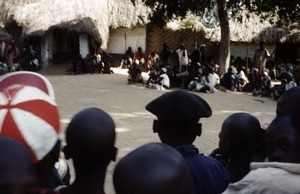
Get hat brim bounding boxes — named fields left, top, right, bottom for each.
left=146, top=90, right=212, bottom=122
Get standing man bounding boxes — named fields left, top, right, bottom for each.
left=159, top=42, right=172, bottom=65
left=175, top=44, right=189, bottom=72
left=253, top=40, right=271, bottom=75
left=6, top=39, right=20, bottom=72
left=199, top=44, right=208, bottom=66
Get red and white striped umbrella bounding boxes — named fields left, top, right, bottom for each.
left=0, top=71, right=55, bottom=101
left=0, top=73, right=60, bottom=163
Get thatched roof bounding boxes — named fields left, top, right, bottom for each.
left=206, top=9, right=300, bottom=43
left=109, top=0, right=151, bottom=29
left=0, top=0, right=150, bottom=49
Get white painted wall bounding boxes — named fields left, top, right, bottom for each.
left=231, top=42, right=276, bottom=62
left=79, top=34, right=89, bottom=58
left=41, top=30, right=53, bottom=67
left=107, top=27, right=146, bottom=54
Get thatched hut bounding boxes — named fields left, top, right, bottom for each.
left=206, top=9, right=300, bottom=63
left=146, top=9, right=299, bottom=66
left=107, top=0, right=150, bottom=54
left=0, top=0, right=150, bottom=66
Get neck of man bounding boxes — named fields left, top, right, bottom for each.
left=229, top=154, right=252, bottom=182
left=70, top=160, right=109, bottom=194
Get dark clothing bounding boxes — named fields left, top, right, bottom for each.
left=221, top=72, right=238, bottom=90
left=102, top=52, right=113, bottom=74
left=191, top=49, right=201, bottom=66
left=159, top=48, right=172, bottom=64
left=128, top=65, right=142, bottom=79
left=124, top=50, right=134, bottom=60
left=176, top=145, right=230, bottom=194
left=260, top=76, right=272, bottom=96
left=190, top=49, right=201, bottom=74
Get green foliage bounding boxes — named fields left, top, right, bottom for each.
left=144, top=0, right=299, bottom=27
left=181, top=14, right=200, bottom=29
left=144, top=0, right=214, bottom=27
left=254, top=0, right=300, bottom=25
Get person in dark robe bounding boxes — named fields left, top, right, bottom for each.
left=146, top=89, right=230, bottom=194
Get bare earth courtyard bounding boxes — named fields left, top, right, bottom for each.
left=40, top=65, right=277, bottom=193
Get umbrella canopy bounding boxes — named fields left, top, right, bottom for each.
left=0, top=72, right=60, bottom=163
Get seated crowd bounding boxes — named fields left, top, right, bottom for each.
left=67, top=51, right=114, bottom=75
left=124, top=43, right=299, bottom=100
left=1, top=68, right=300, bottom=193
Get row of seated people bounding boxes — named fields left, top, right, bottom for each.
left=1, top=71, right=300, bottom=194
left=123, top=43, right=299, bottom=101
left=127, top=57, right=297, bottom=101
left=67, top=51, right=114, bottom=75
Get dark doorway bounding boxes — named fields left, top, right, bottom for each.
left=276, top=43, right=300, bottom=63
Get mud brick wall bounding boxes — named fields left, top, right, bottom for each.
left=146, top=27, right=217, bottom=56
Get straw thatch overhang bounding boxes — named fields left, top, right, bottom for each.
left=0, top=0, right=151, bottom=49
left=206, top=9, right=300, bottom=44
left=108, top=0, right=151, bottom=29
left=11, top=0, right=109, bottom=48
left=50, top=17, right=102, bottom=43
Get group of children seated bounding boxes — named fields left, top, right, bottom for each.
left=1, top=71, right=300, bottom=194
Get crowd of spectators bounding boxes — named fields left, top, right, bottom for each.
left=123, top=41, right=298, bottom=100
left=0, top=39, right=300, bottom=194
left=1, top=71, right=300, bottom=194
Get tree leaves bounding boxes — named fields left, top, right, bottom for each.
left=144, top=0, right=299, bottom=27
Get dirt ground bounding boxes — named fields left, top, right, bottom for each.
left=39, top=63, right=277, bottom=193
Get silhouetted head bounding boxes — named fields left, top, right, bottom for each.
left=163, top=42, right=168, bottom=49
left=113, top=142, right=194, bottom=194
left=64, top=107, right=117, bottom=164
left=146, top=90, right=212, bottom=146
left=266, top=115, right=300, bottom=163
left=218, top=113, right=265, bottom=159
left=252, top=68, right=259, bottom=76
left=276, top=87, right=300, bottom=116
left=0, top=135, right=37, bottom=194
left=259, top=40, right=265, bottom=49
left=200, top=44, right=206, bottom=52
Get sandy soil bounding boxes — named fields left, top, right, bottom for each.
left=39, top=63, right=277, bottom=193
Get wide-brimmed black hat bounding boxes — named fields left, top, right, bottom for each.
left=146, top=90, right=212, bottom=122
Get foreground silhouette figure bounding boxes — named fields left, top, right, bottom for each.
left=113, top=142, right=194, bottom=194
left=0, top=135, right=37, bottom=194
left=61, top=107, right=118, bottom=194
left=146, top=89, right=230, bottom=194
